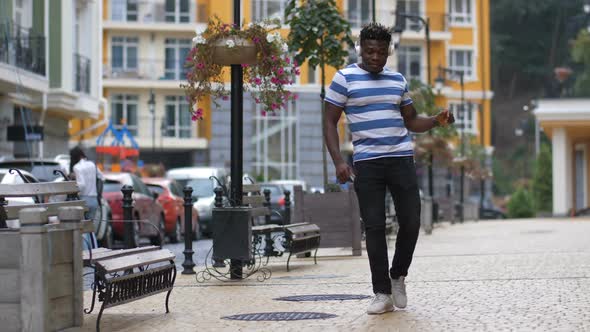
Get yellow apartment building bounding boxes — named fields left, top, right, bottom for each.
left=70, top=0, right=492, bottom=190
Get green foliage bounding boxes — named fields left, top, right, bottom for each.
left=492, top=158, right=515, bottom=196
left=507, top=187, right=535, bottom=218
left=285, top=0, right=354, bottom=76
left=491, top=0, right=584, bottom=93
left=532, top=143, right=552, bottom=212
left=571, top=30, right=590, bottom=96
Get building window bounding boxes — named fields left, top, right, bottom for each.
left=252, top=0, right=288, bottom=23
left=396, top=0, right=422, bottom=31
left=348, top=0, right=372, bottom=28
left=449, top=49, right=474, bottom=79
left=165, top=0, right=190, bottom=23
left=111, top=0, right=138, bottom=22
left=164, top=96, right=192, bottom=138
left=164, top=38, right=191, bottom=80
left=111, top=37, right=138, bottom=73
left=111, top=95, right=138, bottom=135
left=449, top=0, right=472, bottom=25
left=397, top=46, right=422, bottom=82
left=253, top=101, right=299, bottom=181
left=448, top=101, right=477, bottom=134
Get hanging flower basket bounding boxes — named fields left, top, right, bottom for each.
left=181, top=17, right=300, bottom=120
left=211, top=37, right=258, bottom=66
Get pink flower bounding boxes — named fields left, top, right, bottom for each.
left=255, top=98, right=260, bottom=103
left=294, top=60, right=298, bottom=67
left=278, top=68, right=284, bottom=75
left=293, top=94, right=299, bottom=100
left=241, top=64, right=249, bottom=68
left=271, top=103, right=278, bottom=110
left=270, top=77, right=279, bottom=84
left=271, top=55, right=277, bottom=61
left=252, top=37, right=260, bottom=43
left=294, top=68, right=300, bottom=75
left=285, top=57, right=291, bottom=64
left=261, top=111, right=267, bottom=116
left=196, top=108, right=204, bottom=116
left=191, top=114, right=198, bottom=121
left=196, top=63, right=205, bottom=70
left=254, top=78, right=262, bottom=85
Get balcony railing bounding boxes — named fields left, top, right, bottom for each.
left=0, top=21, right=46, bottom=76
left=109, top=0, right=193, bottom=24
left=74, top=53, right=91, bottom=94
left=103, top=58, right=189, bottom=81
left=394, top=12, right=450, bottom=33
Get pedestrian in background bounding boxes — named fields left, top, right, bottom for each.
left=69, top=146, right=103, bottom=249
left=323, top=23, right=454, bottom=314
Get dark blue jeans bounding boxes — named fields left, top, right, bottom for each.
left=354, top=156, right=421, bottom=294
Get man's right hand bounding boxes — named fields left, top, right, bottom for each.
left=335, top=162, right=354, bottom=184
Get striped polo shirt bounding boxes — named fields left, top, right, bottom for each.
left=325, top=63, right=414, bottom=163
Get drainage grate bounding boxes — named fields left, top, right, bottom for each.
left=222, top=312, right=337, bottom=321
left=274, top=294, right=371, bottom=302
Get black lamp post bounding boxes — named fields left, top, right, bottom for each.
left=148, top=89, right=156, bottom=154
left=435, top=65, right=465, bottom=223
left=393, top=12, right=435, bottom=220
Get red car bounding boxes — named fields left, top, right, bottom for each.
left=102, top=172, right=166, bottom=246
left=143, top=177, right=199, bottom=243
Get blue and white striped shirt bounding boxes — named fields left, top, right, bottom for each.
left=325, top=63, right=414, bottom=163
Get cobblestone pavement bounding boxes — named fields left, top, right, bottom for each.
left=77, top=218, right=590, bottom=332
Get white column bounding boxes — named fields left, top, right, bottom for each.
left=61, top=0, right=74, bottom=92
left=552, top=127, right=572, bottom=216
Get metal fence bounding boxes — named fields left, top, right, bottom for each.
left=102, top=58, right=189, bottom=81
left=0, top=21, right=46, bottom=76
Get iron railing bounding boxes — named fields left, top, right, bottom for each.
left=394, top=12, right=450, bottom=32
left=109, top=0, right=194, bottom=24
left=0, top=21, right=46, bottom=76
left=74, top=53, right=91, bottom=94
left=103, top=58, right=189, bottom=81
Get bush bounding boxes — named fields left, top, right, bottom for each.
left=507, top=187, right=535, bottom=218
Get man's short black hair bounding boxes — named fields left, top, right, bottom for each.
left=360, top=22, right=392, bottom=44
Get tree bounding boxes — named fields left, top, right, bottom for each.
left=285, top=0, right=354, bottom=188
left=571, top=30, right=590, bottom=96
left=532, top=143, right=552, bottom=213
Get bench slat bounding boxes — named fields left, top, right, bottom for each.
left=0, top=182, right=79, bottom=197
left=83, top=246, right=160, bottom=264
left=96, top=249, right=175, bottom=274
left=5, top=200, right=88, bottom=220
left=243, top=195, right=266, bottom=206
left=242, top=184, right=261, bottom=193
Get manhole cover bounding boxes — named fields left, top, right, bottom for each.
left=274, top=294, right=371, bottom=302
left=222, top=312, right=337, bottom=321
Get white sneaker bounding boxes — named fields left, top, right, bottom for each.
left=391, top=276, right=407, bottom=308
left=366, top=293, right=394, bottom=315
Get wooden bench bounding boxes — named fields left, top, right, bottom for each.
left=241, top=184, right=321, bottom=271
left=83, top=246, right=176, bottom=332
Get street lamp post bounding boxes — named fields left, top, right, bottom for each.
left=148, top=90, right=156, bottom=154
left=435, top=66, right=465, bottom=223
left=393, top=12, right=436, bottom=220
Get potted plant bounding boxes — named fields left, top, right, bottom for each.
left=181, top=17, right=299, bottom=120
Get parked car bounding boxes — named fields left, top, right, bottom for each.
left=259, top=183, right=286, bottom=223
left=102, top=172, right=166, bottom=246
left=166, top=167, right=228, bottom=237
left=143, top=177, right=199, bottom=242
left=0, top=159, right=66, bottom=182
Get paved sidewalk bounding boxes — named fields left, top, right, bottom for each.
left=78, top=218, right=590, bottom=332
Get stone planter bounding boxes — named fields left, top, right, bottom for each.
left=292, top=186, right=362, bottom=256
left=211, top=37, right=258, bottom=66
